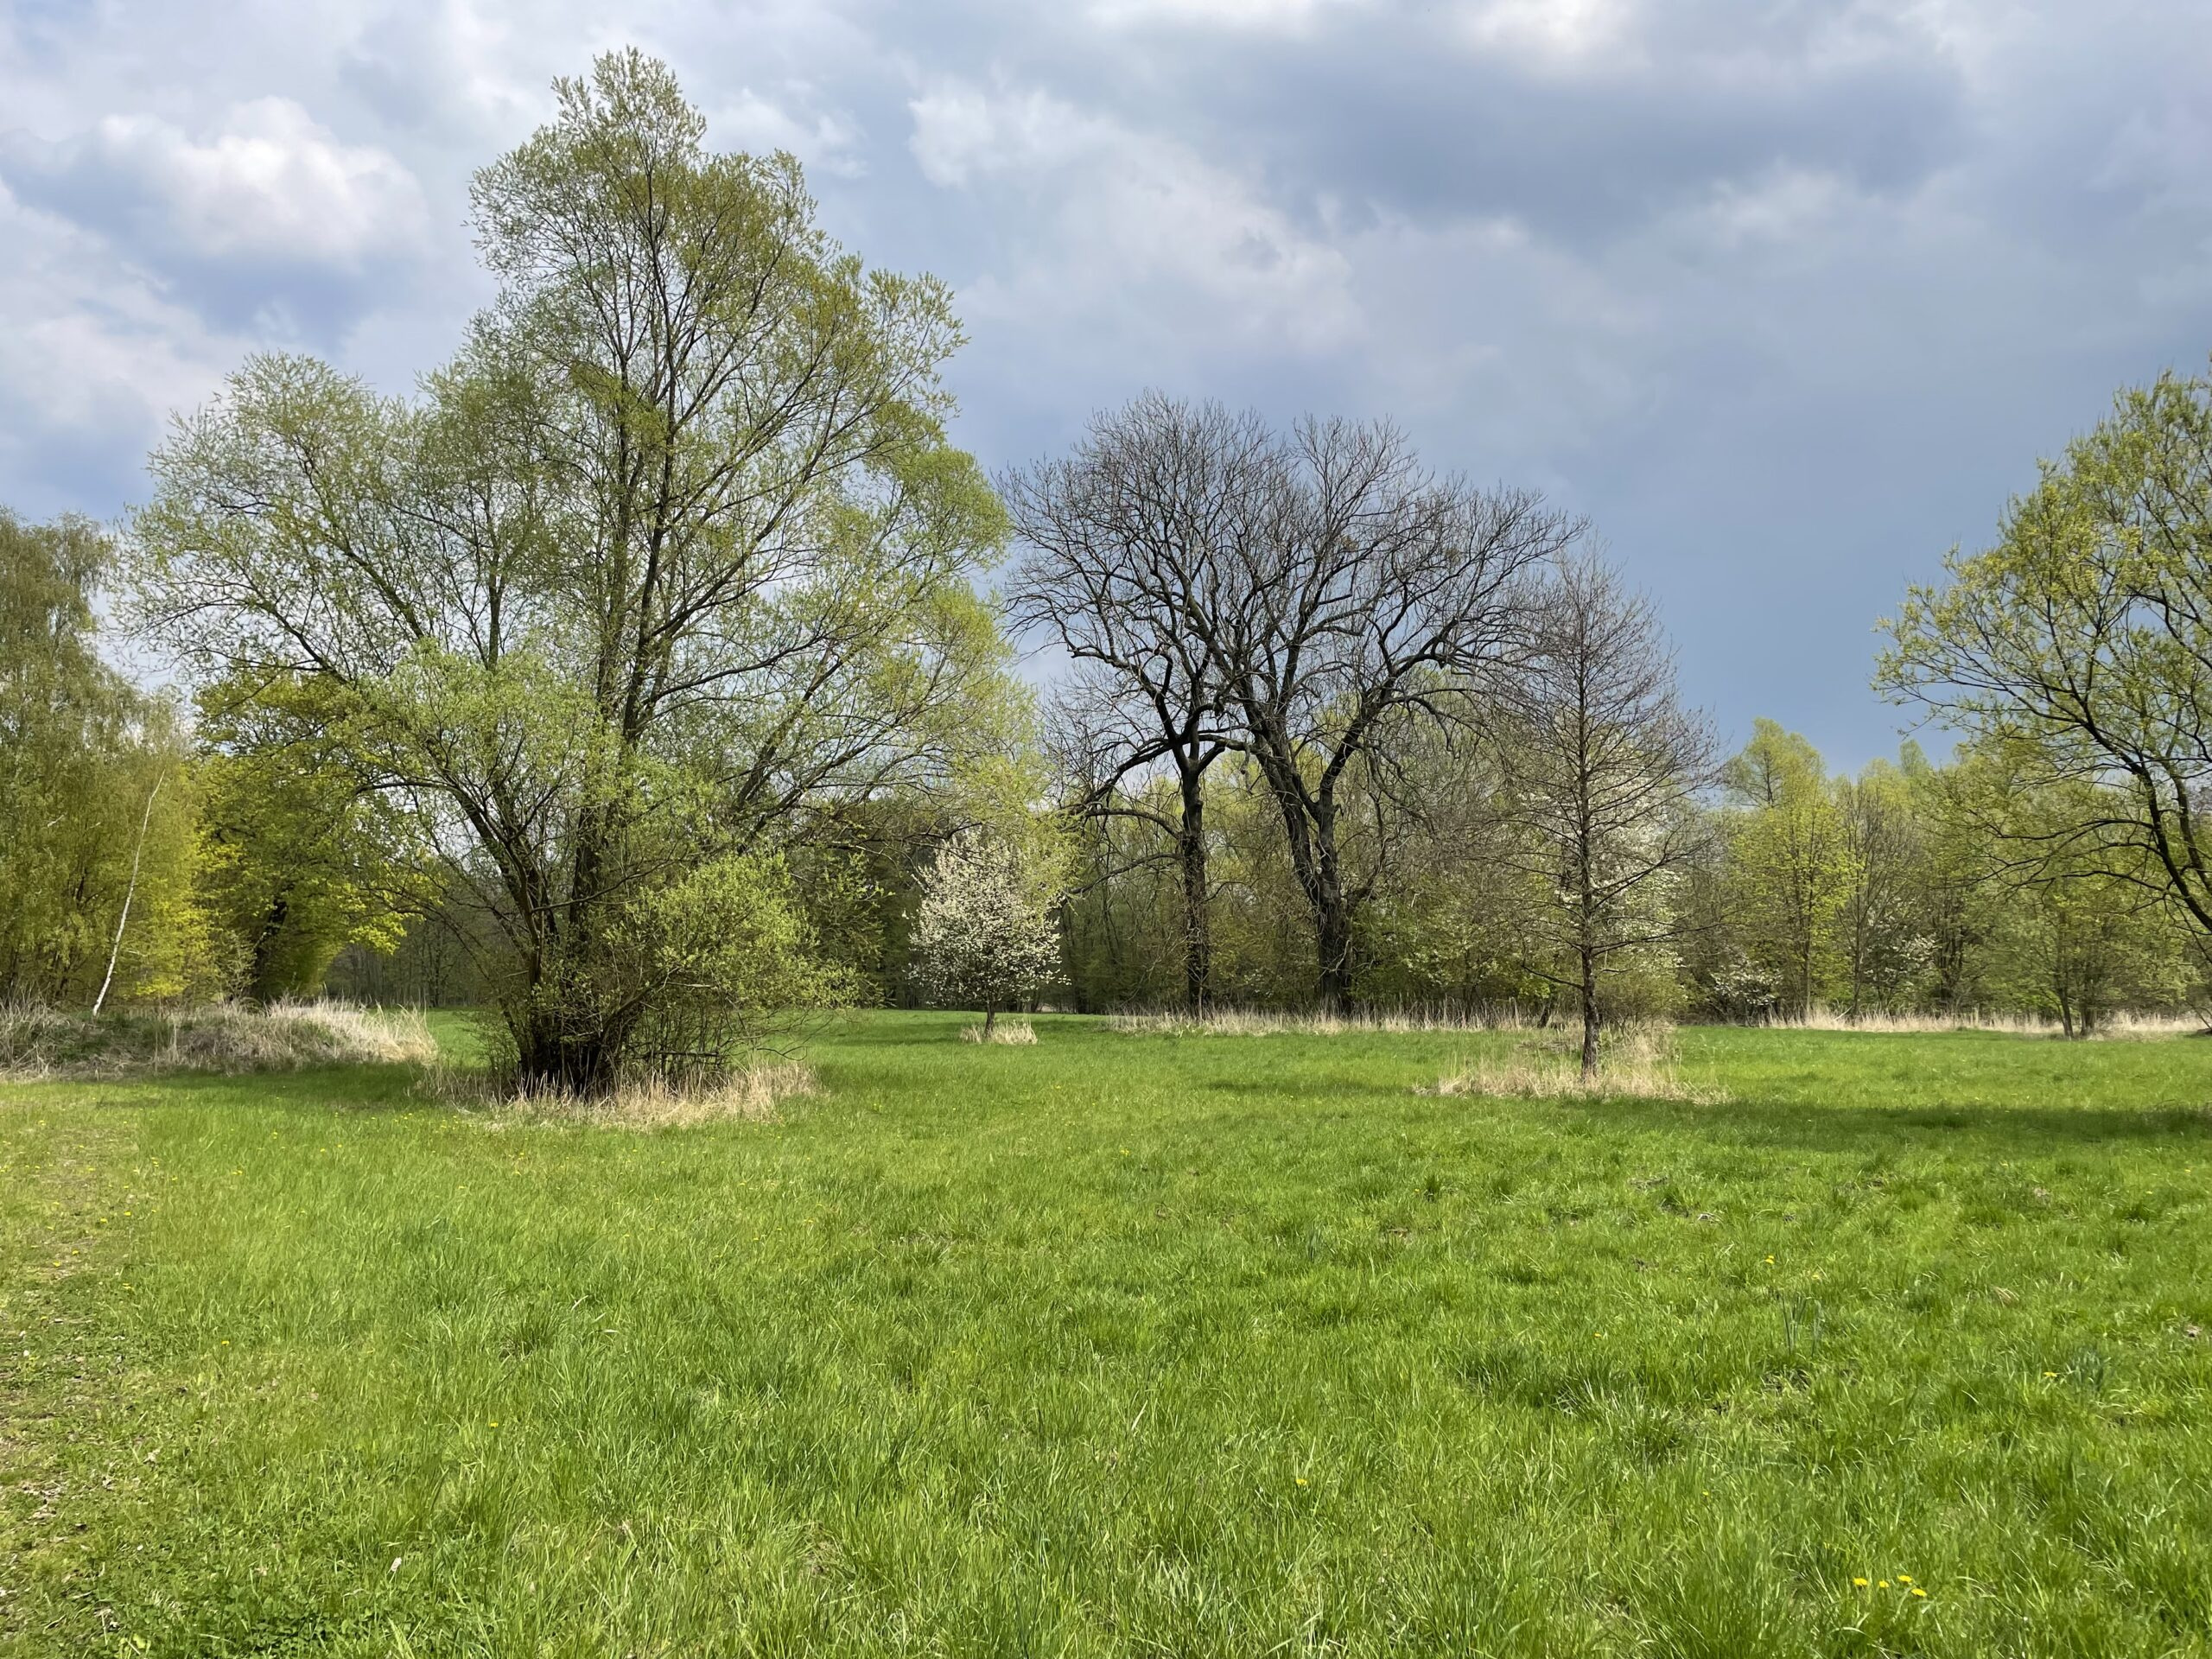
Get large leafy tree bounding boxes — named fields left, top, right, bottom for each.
left=1879, top=365, right=2212, bottom=944
left=134, top=52, right=1010, bottom=1089
left=193, top=675, right=416, bottom=1002
left=1210, top=420, right=1574, bottom=1011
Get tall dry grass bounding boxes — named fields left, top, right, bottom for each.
left=959, top=1020, right=1038, bottom=1046
left=1109, top=1005, right=1541, bottom=1038
left=0, top=1000, right=438, bottom=1079
left=1428, top=1022, right=1727, bottom=1104
left=423, top=1059, right=819, bottom=1128
left=1761, top=1006, right=2209, bottom=1039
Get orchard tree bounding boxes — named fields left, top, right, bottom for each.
left=912, top=826, right=1068, bottom=1035
left=133, top=52, right=1011, bottom=1090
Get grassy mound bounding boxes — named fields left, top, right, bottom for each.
left=0, top=1000, right=437, bottom=1078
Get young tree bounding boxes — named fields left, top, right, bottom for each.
left=1005, top=396, right=1274, bottom=1012
left=912, top=826, right=1067, bottom=1035
left=1211, top=419, right=1575, bottom=1010
left=1724, top=721, right=1848, bottom=1017
left=1833, top=757, right=1931, bottom=1019
left=133, top=52, right=1010, bottom=1090
left=1880, top=364, right=2212, bottom=947
left=1501, top=551, right=1716, bottom=1078
left=1, top=511, right=216, bottom=1005
left=194, top=675, right=416, bottom=1001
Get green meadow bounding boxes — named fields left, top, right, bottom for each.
left=5, top=1015, right=2212, bottom=1656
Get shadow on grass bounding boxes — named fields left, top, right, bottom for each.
left=4, top=1062, right=435, bottom=1115
left=1565, top=1092, right=2212, bottom=1151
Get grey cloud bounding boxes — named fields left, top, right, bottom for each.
left=0, top=99, right=433, bottom=344
left=3, top=0, right=2212, bottom=762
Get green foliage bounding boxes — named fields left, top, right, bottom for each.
left=10, top=1017, right=2212, bottom=1654
left=194, top=675, right=416, bottom=1001
left=0, top=512, right=218, bottom=1005
left=1881, top=361, right=2212, bottom=944
left=606, top=854, right=850, bottom=1079
left=130, top=52, right=1013, bottom=1088
left=1716, top=720, right=1849, bottom=1016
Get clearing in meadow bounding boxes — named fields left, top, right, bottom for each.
left=3, top=1013, right=2209, bottom=1656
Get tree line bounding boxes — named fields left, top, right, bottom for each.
left=8, top=49, right=2212, bottom=1089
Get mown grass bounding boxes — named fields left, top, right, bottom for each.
left=3, top=1014, right=2211, bottom=1656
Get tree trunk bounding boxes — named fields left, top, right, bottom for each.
left=984, top=1005, right=998, bottom=1038
left=92, top=772, right=165, bottom=1015
left=514, top=1009, right=619, bottom=1096
left=1248, top=743, right=1356, bottom=1014
left=1314, top=861, right=1355, bottom=1015
left=1580, top=942, right=1600, bottom=1082
left=250, top=893, right=292, bottom=1004
left=1178, top=768, right=1211, bottom=1013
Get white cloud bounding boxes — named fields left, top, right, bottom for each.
left=1456, top=0, right=1634, bottom=72
left=1086, top=0, right=1366, bottom=32
left=909, top=81, right=1360, bottom=353
left=711, top=86, right=868, bottom=176
left=35, top=98, right=431, bottom=268
left=0, top=181, right=239, bottom=510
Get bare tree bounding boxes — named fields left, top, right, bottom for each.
left=1501, top=550, right=1717, bottom=1077
left=1004, top=396, right=1273, bottom=1010
left=1213, top=419, right=1575, bottom=1011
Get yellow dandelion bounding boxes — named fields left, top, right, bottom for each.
left=1910, top=1588, right=1928, bottom=1599
left=1852, top=1577, right=1868, bottom=1588
left=1878, top=1580, right=1890, bottom=1589
left=1897, top=1575, right=1913, bottom=1584
left=1295, top=1477, right=1308, bottom=1487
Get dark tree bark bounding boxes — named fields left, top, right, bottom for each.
left=1006, top=396, right=1271, bottom=1013
left=1210, top=419, right=1574, bottom=1013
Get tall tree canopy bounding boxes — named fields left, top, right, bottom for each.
left=1880, top=365, right=2212, bottom=943
left=1213, top=419, right=1575, bottom=1009
left=1, top=511, right=210, bottom=1004
left=1004, top=395, right=1272, bottom=1012
left=133, top=51, right=1011, bottom=1088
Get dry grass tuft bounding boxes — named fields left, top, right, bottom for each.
left=1764, top=1006, right=2209, bottom=1039
left=1427, top=1024, right=1726, bottom=1104
left=436, top=1060, right=820, bottom=1128
left=960, top=1020, right=1038, bottom=1046
left=1110, top=1005, right=1535, bottom=1038
left=0, top=999, right=437, bottom=1079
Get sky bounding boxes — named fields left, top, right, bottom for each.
left=4, top=0, right=2210, bottom=767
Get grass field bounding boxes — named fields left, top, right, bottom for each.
left=4, top=1014, right=2212, bottom=1656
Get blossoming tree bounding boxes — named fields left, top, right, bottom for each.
left=912, top=827, right=1065, bottom=1036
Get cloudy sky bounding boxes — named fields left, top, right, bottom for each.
left=4, top=0, right=2209, bottom=764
